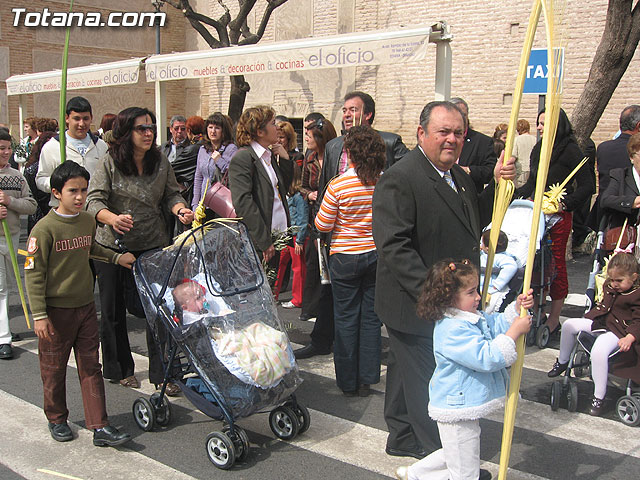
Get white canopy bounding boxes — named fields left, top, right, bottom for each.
left=6, top=57, right=144, bottom=96
left=146, top=24, right=452, bottom=142
left=7, top=24, right=452, bottom=143
left=146, top=26, right=437, bottom=81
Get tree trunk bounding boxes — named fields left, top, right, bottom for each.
left=228, top=75, right=251, bottom=123
left=571, top=0, right=640, bottom=151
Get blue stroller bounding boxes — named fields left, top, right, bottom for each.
left=132, top=221, right=309, bottom=469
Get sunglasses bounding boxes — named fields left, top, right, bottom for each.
left=133, top=124, right=157, bottom=134
left=305, top=119, right=325, bottom=131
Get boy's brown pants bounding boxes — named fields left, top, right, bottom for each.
left=38, top=302, right=108, bottom=429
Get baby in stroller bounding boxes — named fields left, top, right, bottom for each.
left=548, top=252, right=640, bottom=416
left=480, top=229, right=519, bottom=314
left=172, top=279, right=293, bottom=388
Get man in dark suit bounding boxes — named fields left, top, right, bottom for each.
left=451, top=97, right=497, bottom=193
left=294, top=91, right=409, bottom=359
left=372, top=101, right=515, bottom=460
left=596, top=105, right=640, bottom=196
left=318, top=91, right=409, bottom=195
left=589, top=105, right=640, bottom=232
left=228, top=106, right=294, bottom=262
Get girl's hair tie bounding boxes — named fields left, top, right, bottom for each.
left=448, top=262, right=456, bottom=271
left=461, top=259, right=470, bottom=265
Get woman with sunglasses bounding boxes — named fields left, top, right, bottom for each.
left=87, top=107, right=194, bottom=395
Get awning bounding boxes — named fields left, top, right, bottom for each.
left=145, top=26, right=436, bottom=82
left=5, top=57, right=144, bottom=96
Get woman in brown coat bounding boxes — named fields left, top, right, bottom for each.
left=547, top=252, right=640, bottom=416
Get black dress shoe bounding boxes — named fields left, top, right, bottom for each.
left=359, top=384, right=371, bottom=397
left=0, top=344, right=13, bottom=359
left=298, top=313, right=314, bottom=321
left=93, top=425, right=131, bottom=447
left=49, top=422, right=73, bottom=442
left=479, top=468, right=492, bottom=480
left=385, top=445, right=427, bottom=459
left=342, top=389, right=358, bottom=397
left=547, top=358, right=569, bottom=377
left=11, top=332, right=21, bottom=341
left=294, top=343, right=331, bottom=360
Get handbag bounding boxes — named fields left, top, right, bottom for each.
left=203, top=169, right=236, bottom=218
left=603, top=220, right=637, bottom=252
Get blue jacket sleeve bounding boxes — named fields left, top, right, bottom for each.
left=439, top=320, right=511, bottom=373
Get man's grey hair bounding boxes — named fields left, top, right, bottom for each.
left=450, top=97, right=468, bottom=111
left=419, top=101, right=465, bottom=130
left=620, top=105, right=640, bottom=132
left=169, top=115, right=187, bottom=127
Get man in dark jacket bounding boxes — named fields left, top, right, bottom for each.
left=589, top=105, right=640, bottom=232
left=451, top=97, right=497, bottom=193
left=372, top=101, right=515, bottom=461
left=294, top=91, right=409, bottom=360
left=161, top=114, right=200, bottom=208
left=596, top=105, right=640, bottom=195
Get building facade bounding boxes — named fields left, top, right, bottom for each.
left=1, top=1, right=638, bottom=146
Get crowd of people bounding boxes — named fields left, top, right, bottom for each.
left=1, top=93, right=639, bottom=480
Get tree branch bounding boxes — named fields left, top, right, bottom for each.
left=180, top=0, right=230, bottom=46
left=254, top=0, right=288, bottom=40
left=229, top=0, right=257, bottom=44
left=571, top=0, right=640, bottom=148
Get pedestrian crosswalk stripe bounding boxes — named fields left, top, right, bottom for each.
left=0, top=389, right=198, bottom=480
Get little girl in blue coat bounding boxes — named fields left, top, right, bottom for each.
left=396, top=259, right=533, bottom=480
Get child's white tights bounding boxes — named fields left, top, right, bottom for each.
left=558, top=317, right=620, bottom=399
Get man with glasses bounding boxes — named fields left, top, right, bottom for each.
left=36, top=96, right=108, bottom=207
left=294, top=92, right=408, bottom=360
left=161, top=115, right=190, bottom=164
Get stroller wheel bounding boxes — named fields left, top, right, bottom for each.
left=572, top=351, right=589, bottom=378
left=526, top=327, right=536, bottom=347
left=150, top=393, right=172, bottom=427
left=616, top=395, right=640, bottom=427
left=132, top=397, right=155, bottom=432
left=536, top=325, right=550, bottom=349
left=205, top=431, right=236, bottom=469
left=550, top=380, right=562, bottom=411
left=567, top=381, right=579, bottom=412
left=223, top=425, right=250, bottom=462
left=290, top=403, right=311, bottom=434
left=269, top=406, right=300, bottom=440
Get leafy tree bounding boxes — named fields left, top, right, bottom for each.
left=164, top=0, right=289, bottom=121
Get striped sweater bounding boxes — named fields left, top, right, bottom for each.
left=315, top=168, right=376, bottom=255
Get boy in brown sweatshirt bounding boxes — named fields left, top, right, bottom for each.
left=25, top=161, right=135, bottom=446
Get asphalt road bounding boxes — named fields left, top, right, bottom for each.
left=1, top=246, right=639, bottom=480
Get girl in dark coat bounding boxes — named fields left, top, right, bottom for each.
left=547, top=252, right=640, bottom=416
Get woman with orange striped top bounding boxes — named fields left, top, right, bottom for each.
left=315, top=125, right=386, bottom=397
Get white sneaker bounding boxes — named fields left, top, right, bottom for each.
left=395, top=466, right=409, bottom=480
left=281, top=301, right=300, bottom=309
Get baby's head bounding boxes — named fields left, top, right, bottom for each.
left=417, top=259, right=479, bottom=321
left=481, top=229, right=509, bottom=254
left=607, top=252, right=640, bottom=293
left=172, top=280, right=207, bottom=313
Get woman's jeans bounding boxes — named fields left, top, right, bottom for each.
left=329, top=250, right=381, bottom=392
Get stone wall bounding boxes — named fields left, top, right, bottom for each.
left=201, top=0, right=638, bottom=146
